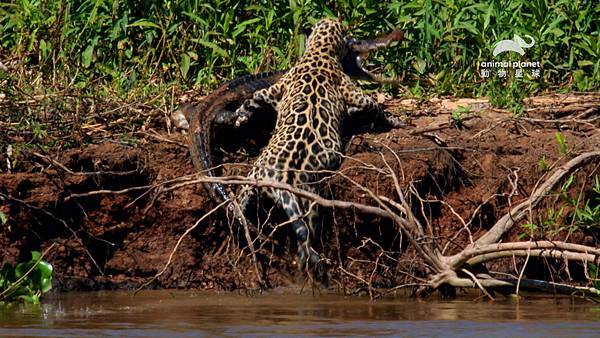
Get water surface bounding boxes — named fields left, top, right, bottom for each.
left=1, top=290, right=599, bottom=337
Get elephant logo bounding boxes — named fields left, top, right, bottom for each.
left=492, top=35, right=535, bottom=57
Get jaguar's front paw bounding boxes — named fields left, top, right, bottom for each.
left=234, top=99, right=262, bottom=128
left=234, top=114, right=249, bottom=128
left=385, top=112, right=406, bottom=128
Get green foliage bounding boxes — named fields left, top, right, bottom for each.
left=555, top=132, right=569, bottom=155
left=0, top=251, right=53, bottom=305
left=0, top=211, right=7, bottom=225
left=588, top=263, right=600, bottom=294
left=450, top=105, right=471, bottom=128
left=519, top=175, right=600, bottom=240
left=487, top=78, right=528, bottom=115
left=1, top=0, right=598, bottom=94
left=572, top=175, right=600, bottom=229
left=0, top=0, right=598, bottom=150
left=537, top=155, right=549, bottom=172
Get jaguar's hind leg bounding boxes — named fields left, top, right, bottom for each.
left=272, top=190, right=320, bottom=269
left=306, top=204, right=328, bottom=285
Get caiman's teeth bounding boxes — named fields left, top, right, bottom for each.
left=354, top=55, right=402, bottom=84
left=351, top=28, right=404, bottom=53
left=346, top=28, right=403, bottom=84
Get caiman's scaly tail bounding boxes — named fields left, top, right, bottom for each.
left=186, top=70, right=285, bottom=202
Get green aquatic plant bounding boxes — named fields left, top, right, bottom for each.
left=0, top=251, right=53, bottom=305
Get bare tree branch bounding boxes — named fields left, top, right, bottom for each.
left=447, top=240, right=600, bottom=268
left=473, top=151, right=600, bottom=246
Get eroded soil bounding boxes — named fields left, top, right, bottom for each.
left=1, top=93, right=599, bottom=292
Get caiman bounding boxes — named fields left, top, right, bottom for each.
left=175, top=27, right=404, bottom=203
left=173, top=70, right=285, bottom=201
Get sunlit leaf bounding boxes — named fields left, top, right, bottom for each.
left=82, top=45, right=93, bottom=68
left=180, top=53, right=191, bottom=79
left=128, top=19, right=161, bottom=30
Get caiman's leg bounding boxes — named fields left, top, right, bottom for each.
left=234, top=83, right=284, bottom=128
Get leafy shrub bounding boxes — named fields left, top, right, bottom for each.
left=0, top=251, right=53, bottom=304
left=1, top=0, right=597, bottom=92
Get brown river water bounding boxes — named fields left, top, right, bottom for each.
left=1, top=290, right=599, bottom=337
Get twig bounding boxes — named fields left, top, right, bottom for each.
left=1, top=193, right=104, bottom=274
left=137, top=130, right=187, bottom=148
left=32, top=152, right=140, bottom=176
left=472, top=151, right=600, bottom=246
left=65, top=185, right=152, bottom=202
left=516, top=245, right=531, bottom=296
left=461, top=268, right=495, bottom=301
left=135, top=199, right=229, bottom=293
left=229, top=194, right=264, bottom=287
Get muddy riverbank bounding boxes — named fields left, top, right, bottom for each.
left=1, top=93, right=599, bottom=293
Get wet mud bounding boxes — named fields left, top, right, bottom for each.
left=1, top=93, right=598, bottom=292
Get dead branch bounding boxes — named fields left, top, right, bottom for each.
left=65, top=185, right=152, bottom=202
left=447, top=240, right=600, bottom=268
left=229, top=194, right=264, bottom=287
left=32, top=151, right=140, bottom=176
left=446, top=276, right=599, bottom=297
left=473, top=151, right=600, bottom=246
left=149, top=147, right=599, bottom=296
left=51, top=135, right=594, bottom=297
left=464, top=249, right=596, bottom=266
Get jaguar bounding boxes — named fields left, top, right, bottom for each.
left=223, top=18, right=405, bottom=275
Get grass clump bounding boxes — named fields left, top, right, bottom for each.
left=0, top=0, right=598, bottom=151
left=520, top=175, right=600, bottom=240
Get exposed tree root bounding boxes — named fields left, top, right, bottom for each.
left=133, top=149, right=599, bottom=298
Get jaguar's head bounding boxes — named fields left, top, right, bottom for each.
left=304, top=18, right=405, bottom=84
left=305, top=18, right=347, bottom=57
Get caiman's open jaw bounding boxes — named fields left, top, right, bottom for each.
left=342, top=28, right=404, bottom=84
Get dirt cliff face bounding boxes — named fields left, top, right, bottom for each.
left=1, top=94, right=598, bottom=292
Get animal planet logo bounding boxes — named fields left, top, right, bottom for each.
left=492, top=35, right=535, bottom=56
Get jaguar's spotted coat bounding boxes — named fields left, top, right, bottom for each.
left=233, top=18, right=404, bottom=272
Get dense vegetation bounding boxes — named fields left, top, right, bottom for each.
left=2, top=1, right=598, bottom=91
left=0, top=0, right=598, bottom=146
left=0, top=1, right=598, bottom=300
